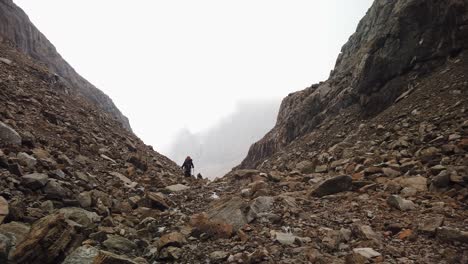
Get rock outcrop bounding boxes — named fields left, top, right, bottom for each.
left=0, top=0, right=131, bottom=130
left=240, top=0, right=468, bottom=169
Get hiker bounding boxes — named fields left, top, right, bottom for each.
left=181, top=156, right=194, bottom=177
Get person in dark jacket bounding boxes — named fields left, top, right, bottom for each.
left=181, top=156, right=194, bottom=177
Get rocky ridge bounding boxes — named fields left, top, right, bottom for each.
left=0, top=0, right=131, bottom=130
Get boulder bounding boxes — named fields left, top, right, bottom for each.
left=210, top=251, right=229, bottom=262
left=44, top=179, right=69, bottom=199
left=22, top=173, right=49, bottom=190
left=62, top=245, right=99, bottom=264
left=109, top=172, right=137, bottom=189
left=164, top=184, right=189, bottom=193
left=17, top=152, right=37, bottom=168
left=189, top=213, right=233, bottom=239
left=355, top=225, right=381, bottom=244
left=58, top=207, right=101, bottom=228
left=431, top=171, right=451, bottom=188
left=9, top=213, right=83, bottom=263
left=315, top=165, right=328, bottom=173
left=0, top=197, right=8, bottom=224
left=0, top=121, right=21, bottom=146
left=352, top=248, right=381, bottom=259
left=436, top=227, right=468, bottom=244
left=418, top=216, right=444, bottom=235
left=103, top=235, right=137, bottom=253
left=296, top=160, right=315, bottom=174
left=273, top=231, right=296, bottom=246
left=158, top=246, right=182, bottom=260
left=94, top=250, right=138, bottom=264
left=145, top=192, right=170, bottom=210
left=387, top=195, right=416, bottom=211
left=394, top=176, right=428, bottom=192
left=310, top=175, right=353, bottom=197
left=78, top=192, right=92, bottom=208
left=157, top=232, right=187, bottom=250
left=0, top=221, right=31, bottom=246
left=207, top=197, right=248, bottom=230
left=246, top=196, right=275, bottom=222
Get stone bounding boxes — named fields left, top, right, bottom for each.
left=436, top=227, right=468, bottom=244
left=0, top=57, right=12, bottom=65
left=94, top=250, right=138, bottom=264
left=431, top=171, right=451, bottom=188
left=157, top=232, right=187, bottom=250
left=400, top=187, right=417, bottom=197
left=355, top=225, right=380, bottom=243
left=78, top=192, right=92, bottom=208
left=164, top=184, right=189, bottom=193
left=272, top=231, right=296, bottom=246
left=394, top=176, right=427, bottom=192
left=315, top=165, right=328, bottom=173
left=17, top=152, right=37, bottom=168
left=9, top=213, right=83, bottom=263
left=430, top=165, right=446, bottom=175
left=0, top=221, right=30, bottom=246
left=382, top=167, right=401, bottom=177
left=0, top=197, right=8, bottom=224
left=0, top=121, right=21, bottom=146
left=62, top=245, right=99, bottom=264
left=210, top=251, right=229, bottom=261
left=387, top=195, right=416, bottom=211
left=59, top=207, right=101, bottom=228
left=310, top=175, right=353, bottom=197
left=352, top=248, right=381, bottom=259
left=159, top=246, right=182, bottom=260
left=318, top=227, right=343, bottom=250
left=418, top=216, right=444, bottom=235
left=296, top=160, right=315, bottom=174
left=207, top=197, right=248, bottom=230
left=22, top=173, right=49, bottom=190
left=44, top=179, right=69, bottom=199
left=109, top=172, right=137, bottom=188
left=0, top=233, right=11, bottom=262
left=246, top=196, right=274, bottom=222
left=146, top=192, right=170, bottom=210
left=189, top=213, right=233, bottom=239
left=103, top=235, right=137, bottom=253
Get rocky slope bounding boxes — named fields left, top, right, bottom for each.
left=0, top=0, right=467, bottom=263
left=0, top=42, right=191, bottom=263
left=240, top=0, right=468, bottom=169
left=0, top=0, right=131, bottom=130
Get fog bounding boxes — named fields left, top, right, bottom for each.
left=168, top=99, right=280, bottom=178
left=14, top=0, right=374, bottom=169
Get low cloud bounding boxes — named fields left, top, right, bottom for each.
left=167, top=99, right=280, bottom=179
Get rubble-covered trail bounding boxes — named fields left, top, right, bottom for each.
left=0, top=42, right=466, bottom=263
left=127, top=51, right=468, bottom=263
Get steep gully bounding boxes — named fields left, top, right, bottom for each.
left=0, top=0, right=467, bottom=263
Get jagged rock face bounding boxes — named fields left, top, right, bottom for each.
left=0, top=0, right=131, bottom=131
left=240, top=0, right=468, bottom=169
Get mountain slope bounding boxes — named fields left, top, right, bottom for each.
left=240, top=0, right=468, bottom=169
left=0, top=41, right=193, bottom=263
left=0, top=0, right=131, bottom=130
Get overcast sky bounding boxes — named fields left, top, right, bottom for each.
left=14, top=0, right=373, bottom=154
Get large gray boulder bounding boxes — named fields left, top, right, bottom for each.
left=22, top=173, right=49, bottom=190
left=0, top=121, right=21, bottom=146
left=310, top=175, right=353, bottom=197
